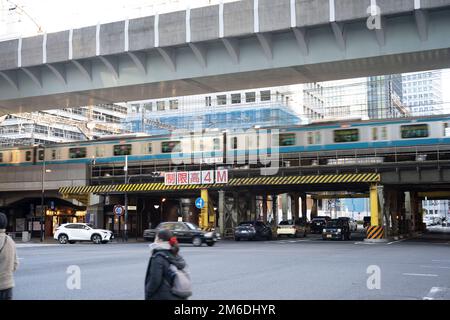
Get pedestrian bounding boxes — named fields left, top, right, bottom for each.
left=144, top=229, right=187, bottom=300
left=0, top=212, right=19, bottom=300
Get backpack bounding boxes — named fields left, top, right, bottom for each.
left=168, top=264, right=192, bottom=298
left=153, top=252, right=192, bottom=299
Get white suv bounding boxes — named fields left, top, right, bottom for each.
left=54, top=223, right=114, bottom=244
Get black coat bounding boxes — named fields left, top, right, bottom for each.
left=144, top=248, right=187, bottom=300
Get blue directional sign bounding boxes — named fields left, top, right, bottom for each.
left=195, top=197, right=205, bottom=209
left=114, top=205, right=124, bottom=217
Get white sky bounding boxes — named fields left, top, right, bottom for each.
left=0, top=0, right=449, bottom=112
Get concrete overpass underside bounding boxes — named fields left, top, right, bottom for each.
left=1, top=0, right=450, bottom=113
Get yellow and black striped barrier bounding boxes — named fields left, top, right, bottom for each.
left=366, top=226, right=385, bottom=240
left=59, top=172, right=380, bottom=195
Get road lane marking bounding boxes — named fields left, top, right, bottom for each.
left=421, top=265, right=450, bottom=269
left=423, top=287, right=448, bottom=300
left=432, top=259, right=450, bottom=263
left=387, top=239, right=407, bottom=245
left=402, top=273, right=438, bottom=277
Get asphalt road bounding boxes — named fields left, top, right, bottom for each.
left=13, top=230, right=450, bottom=300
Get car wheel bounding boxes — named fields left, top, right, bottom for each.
left=303, top=231, right=307, bottom=238
left=192, top=236, right=202, bottom=247
left=58, top=234, right=69, bottom=244
left=206, top=242, right=215, bottom=247
left=235, top=237, right=240, bottom=241
left=68, top=240, right=76, bottom=244
left=91, top=234, right=102, bottom=244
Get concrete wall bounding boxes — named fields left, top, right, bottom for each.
left=335, top=0, right=371, bottom=22
left=158, top=11, right=186, bottom=47
left=128, top=16, right=155, bottom=51
left=21, top=35, right=43, bottom=67
left=72, top=26, right=97, bottom=60
left=224, top=0, right=254, bottom=37
left=100, top=21, right=125, bottom=55
left=46, top=31, right=69, bottom=63
left=0, top=164, right=87, bottom=192
left=296, top=0, right=330, bottom=27
left=0, top=39, right=18, bottom=70
left=377, top=0, right=415, bottom=15
left=190, top=5, right=220, bottom=43
left=422, top=0, right=450, bottom=9
left=259, top=0, right=291, bottom=32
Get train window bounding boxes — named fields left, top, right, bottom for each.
left=307, top=132, right=321, bottom=145
left=147, top=143, right=153, bottom=154
left=113, top=144, right=132, bottom=156
left=232, top=137, right=238, bottom=149
left=372, top=128, right=378, bottom=141
left=381, top=127, right=387, bottom=140
left=213, top=138, right=220, bottom=150
left=25, top=151, right=32, bottom=161
left=401, top=124, right=429, bottom=139
left=279, top=133, right=296, bottom=146
left=334, top=129, right=359, bottom=143
left=38, top=150, right=45, bottom=161
left=51, top=149, right=57, bottom=160
left=162, top=141, right=181, bottom=153
left=444, top=123, right=450, bottom=137
left=95, top=146, right=105, bottom=157
left=69, top=147, right=87, bottom=159
left=0, top=153, right=2, bottom=163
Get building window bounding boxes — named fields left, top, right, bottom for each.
left=205, top=96, right=212, bottom=107
left=246, top=92, right=256, bottom=103
left=157, top=101, right=165, bottom=111
left=260, top=90, right=271, bottom=101
left=217, top=95, right=227, bottom=106
left=169, top=100, right=179, bottom=110
left=231, top=93, right=241, bottom=104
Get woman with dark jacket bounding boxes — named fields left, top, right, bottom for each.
left=144, top=229, right=187, bottom=300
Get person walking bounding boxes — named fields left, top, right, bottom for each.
left=0, top=212, right=19, bottom=300
left=144, top=229, right=188, bottom=300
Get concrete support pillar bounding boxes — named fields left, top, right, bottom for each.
left=301, top=194, right=307, bottom=219
left=272, top=194, right=278, bottom=226
left=218, top=191, right=225, bottom=237
left=310, top=198, right=318, bottom=219
left=370, top=185, right=380, bottom=227
left=281, top=194, right=289, bottom=221
left=233, top=192, right=239, bottom=226
left=250, top=193, right=257, bottom=221
left=290, top=193, right=300, bottom=221
left=262, top=195, right=268, bottom=223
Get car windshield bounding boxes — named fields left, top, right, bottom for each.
left=86, top=224, right=95, bottom=229
left=326, top=221, right=341, bottom=228
left=279, top=220, right=293, bottom=225
left=312, top=218, right=325, bottom=222
left=239, top=221, right=254, bottom=226
left=185, top=222, right=201, bottom=230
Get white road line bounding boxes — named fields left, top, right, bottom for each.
left=387, top=239, right=407, bottom=245
left=432, top=259, right=450, bottom=263
left=421, top=265, right=450, bottom=269
left=402, top=273, right=438, bottom=277
left=423, top=287, right=446, bottom=300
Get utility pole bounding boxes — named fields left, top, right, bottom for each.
left=123, top=155, right=128, bottom=242
left=40, top=145, right=45, bottom=242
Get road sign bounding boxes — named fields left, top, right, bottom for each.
left=195, top=197, right=205, bottom=209
left=114, top=205, right=124, bottom=217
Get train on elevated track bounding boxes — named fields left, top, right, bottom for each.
left=1, top=115, right=450, bottom=167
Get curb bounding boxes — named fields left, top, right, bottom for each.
left=363, top=238, right=389, bottom=243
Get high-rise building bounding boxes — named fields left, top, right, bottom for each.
left=367, top=74, right=406, bottom=119
left=402, top=70, right=443, bottom=116
left=124, top=86, right=304, bottom=135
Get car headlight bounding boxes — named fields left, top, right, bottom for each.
left=204, top=232, right=213, bottom=237
left=337, top=229, right=342, bottom=233
left=323, top=229, right=326, bottom=233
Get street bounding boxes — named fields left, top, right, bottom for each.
left=13, top=231, right=450, bottom=300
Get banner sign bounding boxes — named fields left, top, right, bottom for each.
left=165, top=169, right=228, bottom=186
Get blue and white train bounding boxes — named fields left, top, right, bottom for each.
left=0, top=115, right=449, bottom=167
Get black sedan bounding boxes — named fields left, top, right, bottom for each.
left=322, top=219, right=351, bottom=241
left=143, top=222, right=218, bottom=247
left=310, top=216, right=331, bottom=234
left=234, top=221, right=272, bottom=241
